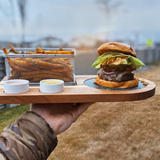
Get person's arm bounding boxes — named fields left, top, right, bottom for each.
left=0, top=111, right=57, bottom=160
left=0, top=103, right=93, bottom=160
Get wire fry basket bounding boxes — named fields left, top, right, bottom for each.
left=3, top=48, right=76, bottom=85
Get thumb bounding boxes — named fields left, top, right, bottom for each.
left=77, top=103, right=94, bottom=116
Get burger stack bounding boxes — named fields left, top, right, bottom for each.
left=92, top=42, right=145, bottom=88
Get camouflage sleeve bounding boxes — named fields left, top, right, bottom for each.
left=0, top=111, right=58, bottom=160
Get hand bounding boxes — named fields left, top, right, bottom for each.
left=30, top=103, right=93, bottom=135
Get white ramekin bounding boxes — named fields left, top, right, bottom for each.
left=40, top=79, right=64, bottom=94
left=4, top=79, right=29, bottom=94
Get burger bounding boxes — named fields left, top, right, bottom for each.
left=92, top=42, right=145, bottom=88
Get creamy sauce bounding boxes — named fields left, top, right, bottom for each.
left=42, top=80, right=61, bottom=84
left=6, top=81, right=26, bottom=84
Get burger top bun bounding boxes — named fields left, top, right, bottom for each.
left=97, top=42, right=137, bottom=58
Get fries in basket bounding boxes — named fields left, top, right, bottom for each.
left=2, top=46, right=74, bottom=82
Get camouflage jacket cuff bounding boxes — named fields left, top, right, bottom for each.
left=0, top=111, right=57, bottom=160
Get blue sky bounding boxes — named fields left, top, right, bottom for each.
left=0, top=0, right=160, bottom=42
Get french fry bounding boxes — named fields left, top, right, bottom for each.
left=21, top=73, right=64, bottom=79
left=8, top=58, right=36, bottom=72
left=9, top=45, right=19, bottom=54
left=51, top=68, right=69, bottom=73
left=36, top=47, right=74, bottom=54
left=50, top=58, right=73, bottom=71
left=41, top=50, right=74, bottom=54
left=13, top=58, right=23, bottom=61
left=65, top=72, right=73, bottom=80
left=8, top=76, right=16, bottom=80
left=41, top=58, right=69, bottom=64
left=9, top=58, right=34, bottom=69
left=36, top=47, right=44, bottom=53
left=36, top=60, right=64, bottom=69
left=40, top=58, right=55, bottom=63
left=39, top=58, right=72, bottom=72
left=21, top=70, right=65, bottom=76
left=22, top=58, right=39, bottom=70
left=59, top=47, right=63, bottom=51
left=143, top=82, right=149, bottom=86
left=11, top=70, right=21, bottom=78
left=26, top=51, right=38, bottom=54
left=32, top=76, right=71, bottom=82
left=6, top=46, right=74, bottom=82
left=140, top=78, right=149, bottom=86
left=10, top=65, right=29, bottom=72
left=7, top=58, right=15, bottom=66
left=2, top=48, right=9, bottom=54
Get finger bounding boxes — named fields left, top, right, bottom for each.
left=30, top=104, right=32, bottom=110
left=76, top=103, right=94, bottom=116
left=75, top=103, right=81, bottom=107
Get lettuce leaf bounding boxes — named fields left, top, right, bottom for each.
left=121, top=59, right=128, bottom=64
left=128, top=56, right=145, bottom=69
left=92, top=52, right=145, bottom=69
left=92, top=54, right=114, bottom=68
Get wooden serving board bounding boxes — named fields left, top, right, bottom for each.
left=0, top=75, right=156, bottom=104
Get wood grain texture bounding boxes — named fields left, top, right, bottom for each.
left=0, top=75, right=156, bottom=104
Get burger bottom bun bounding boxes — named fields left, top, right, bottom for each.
left=94, top=76, right=139, bottom=89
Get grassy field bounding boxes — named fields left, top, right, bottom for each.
left=0, top=63, right=159, bottom=160
left=49, top=64, right=160, bottom=160
left=0, top=104, right=29, bottom=133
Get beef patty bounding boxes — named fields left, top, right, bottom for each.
left=98, top=70, right=134, bottom=82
